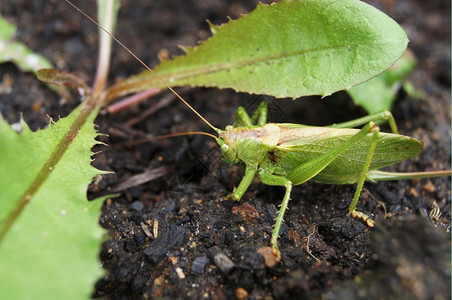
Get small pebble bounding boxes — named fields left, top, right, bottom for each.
left=208, top=246, right=235, bottom=274
left=134, top=233, right=146, bottom=246
left=257, top=246, right=279, bottom=268
left=214, top=252, right=235, bottom=274
left=130, top=201, right=144, bottom=211
left=124, top=240, right=135, bottom=252
left=422, top=180, right=436, bottom=193
left=191, top=255, right=208, bottom=274
left=235, top=287, right=248, bottom=300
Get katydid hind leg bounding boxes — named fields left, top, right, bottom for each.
left=348, top=124, right=380, bottom=227
left=329, top=111, right=399, bottom=134
left=367, top=169, right=451, bottom=181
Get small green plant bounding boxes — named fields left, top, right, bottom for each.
left=348, top=49, right=420, bottom=114
left=0, top=11, right=69, bottom=100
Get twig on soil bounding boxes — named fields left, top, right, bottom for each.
left=305, top=228, right=321, bottom=262
left=107, top=88, right=162, bottom=114
left=125, top=87, right=191, bottom=127
left=111, top=165, right=173, bottom=192
left=140, top=219, right=159, bottom=240
left=141, top=221, right=154, bottom=239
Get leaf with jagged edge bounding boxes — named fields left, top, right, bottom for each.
left=105, top=0, right=407, bottom=102
left=0, top=105, right=106, bottom=299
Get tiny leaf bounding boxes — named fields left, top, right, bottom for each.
left=0, top=13, right=54, bottom=73
left=106, top=0, right=408, bottom=101
left=37, top=69, right=91, bottom=96
left=347, top=50, right=417, bottom=114
left=0, top=13, right=71, bottom=101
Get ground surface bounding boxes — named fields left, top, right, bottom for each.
left=0, top=0, right=450, bottom=299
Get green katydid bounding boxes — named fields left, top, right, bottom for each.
left=117, top=96, right=450, bottom=257
left=209, top=101, right=450, bottom=256
left=66, top=0, right=451, bottom=258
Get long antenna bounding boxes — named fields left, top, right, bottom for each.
left=109, top=131, right=218, bottom=149
left=64, top=0, right=219, bottom=134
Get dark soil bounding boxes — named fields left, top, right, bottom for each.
left=1, top=0, right=450, bottom=299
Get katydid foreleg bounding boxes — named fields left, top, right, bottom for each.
left=231, top=166, right=258, bottom=201
left=227, top=102, right=269, bottom=200
left=250, top=101, right=268, bottom=126
left=348, top=124, right=380, bottom=226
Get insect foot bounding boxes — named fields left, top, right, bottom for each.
left=272, top=247, right=282, bottom=262
left=227, top=189, right=241, bottom=201
left=231, top=193, right=240, bottom=201
left=351, top=210, right=376, bottom=227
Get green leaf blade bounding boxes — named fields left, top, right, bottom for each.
left=108, top=0, right=408, bottom=99
left=0, top=12, right=54, bottom=73
left=0, top=12, right=71, bottom=101
left=0, top=106, right=105, bottom=299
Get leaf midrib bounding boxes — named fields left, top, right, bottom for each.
left=158, top=39, right=390, bottom=82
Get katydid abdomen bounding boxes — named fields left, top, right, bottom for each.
left=271, top=124, right=423, bottom=184
left=219, top=123, right=423, bottom=185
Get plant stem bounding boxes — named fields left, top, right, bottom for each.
left=92, top=0, right=119, bottom=98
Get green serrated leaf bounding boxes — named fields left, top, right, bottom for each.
left=347, top=49, right=417, bottom=114
left=106, top=0, right=408, bottom=101
left=0, top=105, right=105, bottom=299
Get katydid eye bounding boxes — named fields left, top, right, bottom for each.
left=221, top=144, right=229, bottom=152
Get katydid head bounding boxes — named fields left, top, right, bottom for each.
left=216, top=124, right=280, bottom=165
left=216, top=127, right=239, bottom=164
